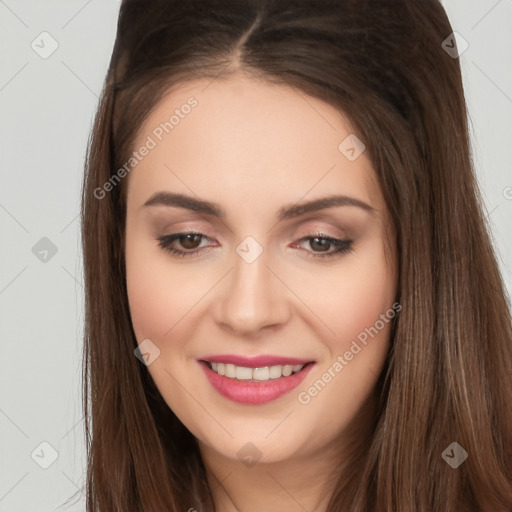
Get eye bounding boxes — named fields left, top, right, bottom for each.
left=156, top=232, right=214, bottom=258
left=294, top=234, right=354, bottom=259
left=155, top=232, right=354, bottom=259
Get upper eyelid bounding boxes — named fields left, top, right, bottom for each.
left=160, top=230, right=348, bottom=242
left=158, top=218, right=353, bottom=239
left=149, top=207, right=362, bottom=241
left=158, top=231, right=352, bottom=250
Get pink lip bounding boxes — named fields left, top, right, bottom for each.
left=199, top=354, right=314, bottom=368
left=198, top=360, right=315, bottom=405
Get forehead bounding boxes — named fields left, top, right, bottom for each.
left=127, top=75, right=384, bottom=213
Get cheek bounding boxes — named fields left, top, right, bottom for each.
left=295, top=243, right=397, bottom=354
left=293, top=245, right=396, bottom=438
left=125, top=234, right=205, bottom=343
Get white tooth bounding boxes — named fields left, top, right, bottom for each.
left=269, top=365, right=283, bottom=379
left=236, top=366, right=253, bottom=380
left=253, top=367, right=270, bottom=381
left=225, top=363, right=236, bottom=378
left=282, top=365, right=293, bottom=377
left=210, top=362, right=304, bottom=379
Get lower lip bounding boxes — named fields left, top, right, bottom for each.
left=198, top=361, right=315, bottom=405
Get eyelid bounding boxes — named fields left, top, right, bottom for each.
left=294, top=226, right=349, bottom=240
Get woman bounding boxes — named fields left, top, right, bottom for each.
left=79, top=0, right=512, bottom=510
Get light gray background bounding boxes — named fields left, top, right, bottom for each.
left=0, top=1, right=511, bottom=510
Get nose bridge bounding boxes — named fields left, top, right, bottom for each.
left=215, top=242, right=289, bottom=335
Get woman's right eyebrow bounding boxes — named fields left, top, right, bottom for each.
left=142, top=191, right=376, bottom=220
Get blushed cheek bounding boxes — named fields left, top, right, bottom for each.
left=304, top=255, right=396, bottom=425
left=302, top=252, right=396, bottom=356
left=330, top=251, right=396, bottom=377
left=126, top=240, right=193, bottom=343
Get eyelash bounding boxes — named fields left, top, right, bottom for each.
left=155, top=232, right=354, bottom=259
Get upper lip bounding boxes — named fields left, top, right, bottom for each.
left=199, top=354, right=315, bottom=368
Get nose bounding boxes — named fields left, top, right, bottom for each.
left=214, top=249, right=291, bottom=337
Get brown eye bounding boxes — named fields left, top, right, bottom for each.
left=179, top=233, right=203, bottom=250
left=156, top=232, right=214, bottom=258
left=295, top=235, right=354, bottom=259
left=309, top=237, right=331, bottom=252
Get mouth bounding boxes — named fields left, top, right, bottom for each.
left=200, top=359, right=313, bottom=382
left=197, top=357, right=316, bottom=405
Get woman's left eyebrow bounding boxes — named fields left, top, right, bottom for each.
left=142, top=191, right=376, bottom=219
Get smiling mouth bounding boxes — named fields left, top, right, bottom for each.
left=200, top=360, right=314, bottom=382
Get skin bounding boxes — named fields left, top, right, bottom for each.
left=124, top=73, right=398, bottom=512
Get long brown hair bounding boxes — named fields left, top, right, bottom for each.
left=78, top=1, right=512, bottom=510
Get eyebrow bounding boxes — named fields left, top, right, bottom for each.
left=142, top=191, right=375, bottom=221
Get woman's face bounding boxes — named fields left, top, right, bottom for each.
left=124, top=74, right=397, bottom=467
